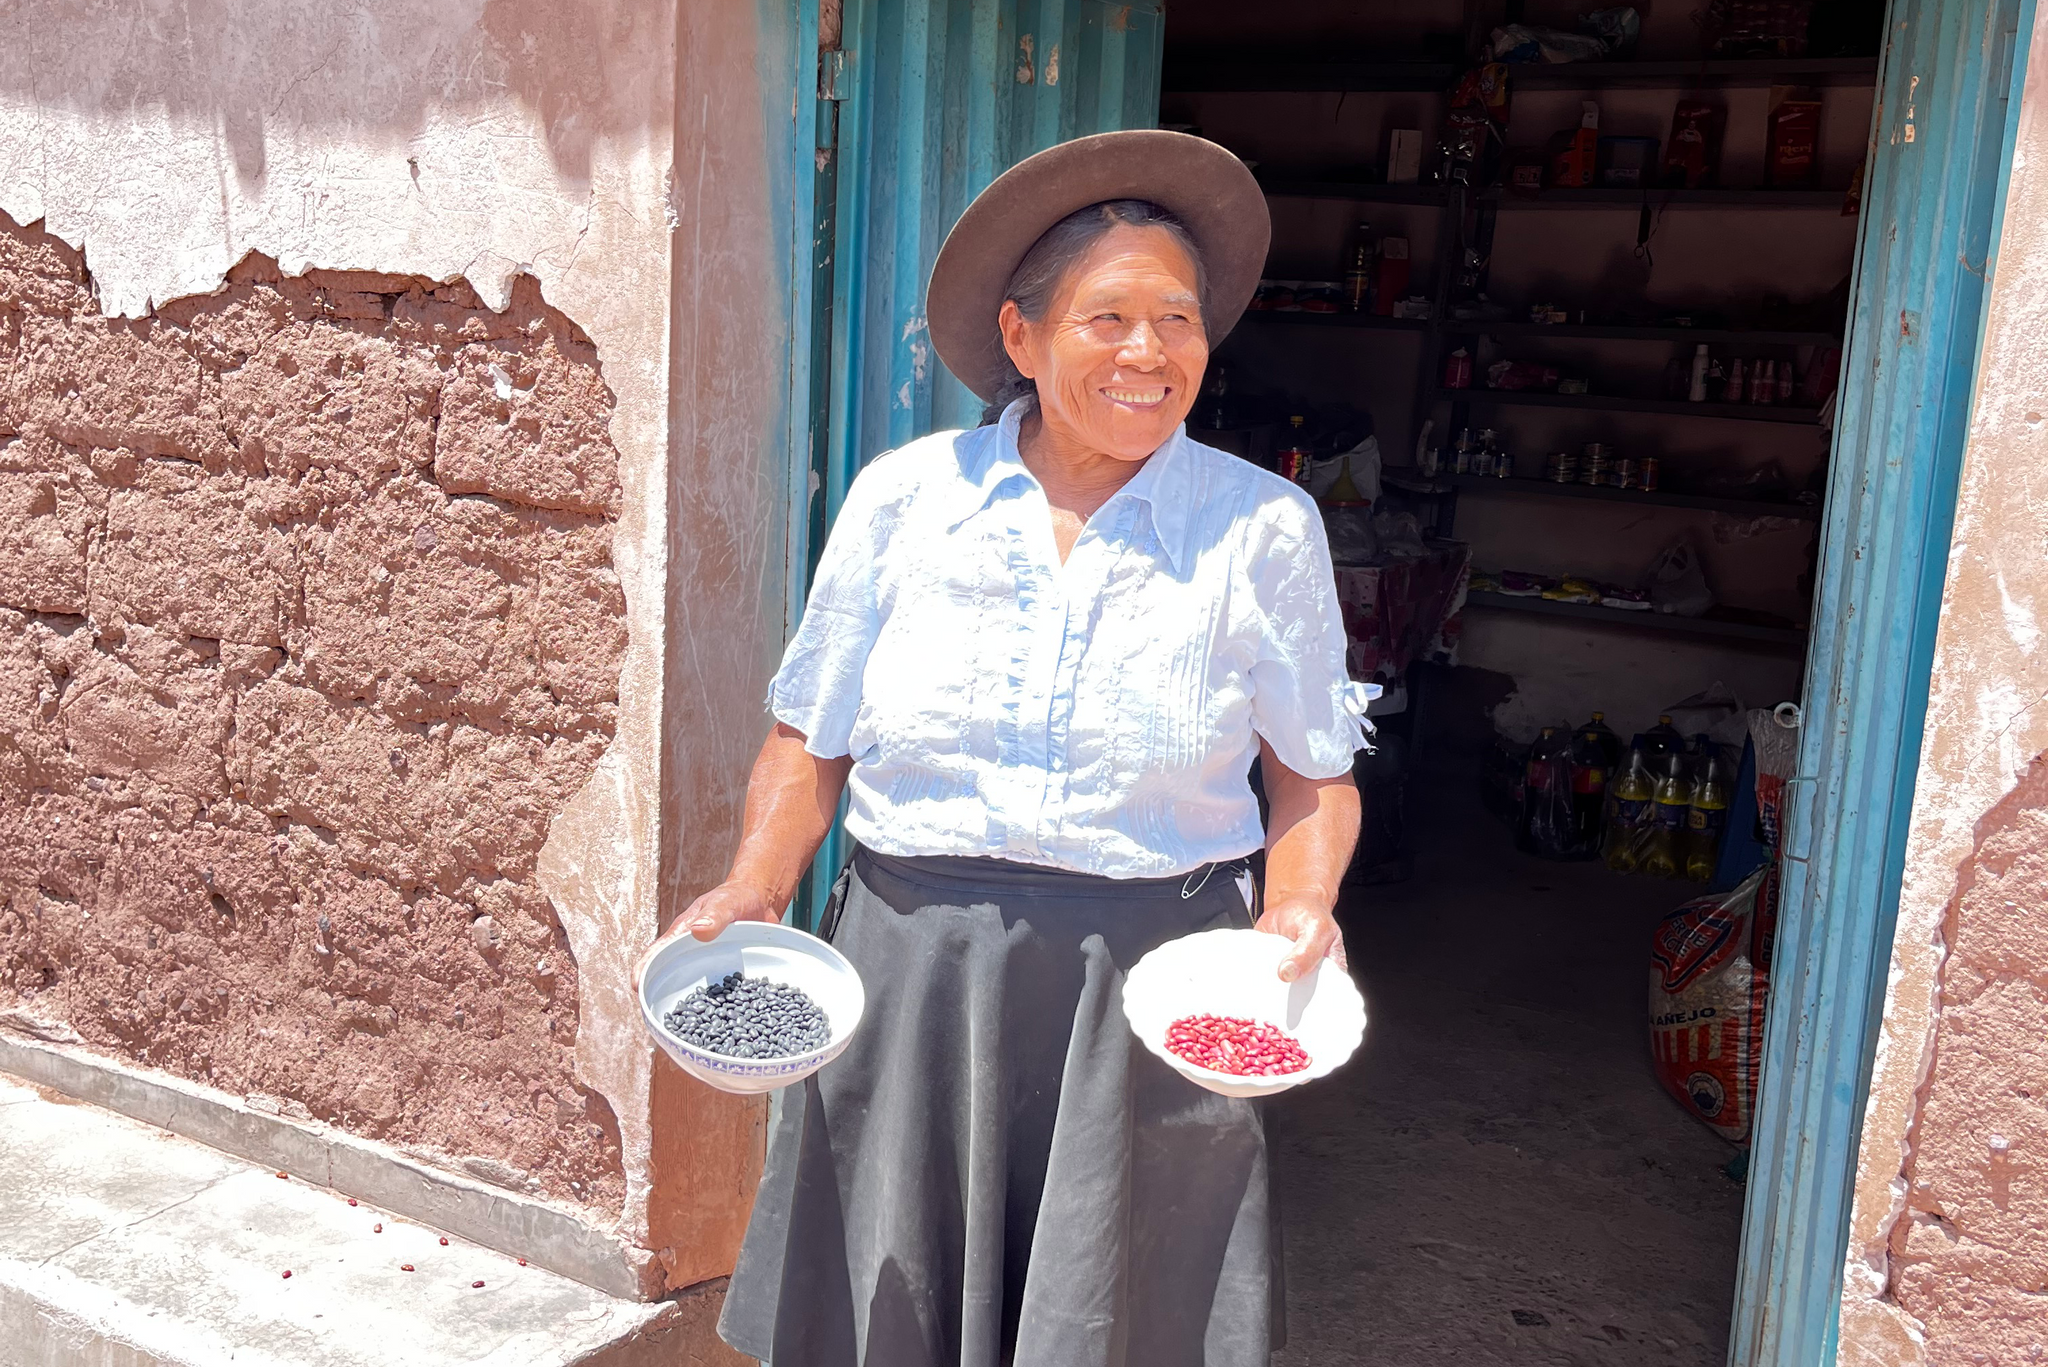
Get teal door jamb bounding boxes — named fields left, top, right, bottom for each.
left=1732, top=1, right=2034, bottom=1361
left=795, top=0, right=1166, bottom=925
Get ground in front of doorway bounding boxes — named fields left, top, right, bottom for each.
left=1273, top=767, right=1744, bottom=1367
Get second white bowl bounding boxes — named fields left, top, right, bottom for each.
left=1121, top=928, right=1366, bottom=1098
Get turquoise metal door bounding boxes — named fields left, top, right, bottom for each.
left=1733, top=0, right=2034, bottom=1361
left=795, top=0, right=1165, bottom=920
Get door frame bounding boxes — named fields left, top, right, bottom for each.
left=1733, top=1, right=2034, bottom=1361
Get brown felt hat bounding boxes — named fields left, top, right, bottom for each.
left=927, top=129, right=1271, bottom=402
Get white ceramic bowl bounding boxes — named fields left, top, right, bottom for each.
left=636, top=921, right=865, bottom=1095
left=1121, top=928, right=1366, bottom=1099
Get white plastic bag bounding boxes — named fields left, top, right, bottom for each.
left=1646, top=537, right=1713, bottom=617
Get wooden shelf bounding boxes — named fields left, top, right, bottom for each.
left=1164, top=55, right=1458, bottom=93
left=1445, top=320, right=1841, bottom=347
left=1239, top=310, right=1431, bottom=332
left=1164, top=54, right=1878, bottom=95
left=1485, top=186, right=1851, bottom=209
left=1500, top=56, right=1879, bottom=89
left=1465, top=590, right=1808, bottom=649
left=1456, top=475, right=1822, bottom=521
left=1432, top=388, right=1823, bottom=424
left=1257, top=179, right=1449, bottom=206
left=1255, top=180, right=1848, bottom=211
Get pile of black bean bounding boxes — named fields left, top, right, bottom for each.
left=663, top=971, right=831, bottom=1060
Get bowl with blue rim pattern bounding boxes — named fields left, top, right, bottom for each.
left=637, top=920, right=865, bottom=1094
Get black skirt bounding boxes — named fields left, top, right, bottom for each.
left=718, top=847, right=1283, bottom=1367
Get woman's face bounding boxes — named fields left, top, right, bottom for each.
left=998, top=224, right=1209, bottom=463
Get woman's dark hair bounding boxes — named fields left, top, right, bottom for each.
left=978, top=198, right=1209, bottom=426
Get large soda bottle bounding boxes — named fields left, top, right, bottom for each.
left=1580, top=711, right=1623, bottom=772
left=1685, top=740, right=1731, bottom=881
left=1566, top=725, right=1610, bottom=855
left=1641, top=714, right=1684, bottom=763
left=1520, top=727, right=1572, bottom=856
left=1643, top=750, right=1695, bottom=878
left=1604, top=742, right=1655, bottom=872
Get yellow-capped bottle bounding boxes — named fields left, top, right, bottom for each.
left=1604, top=741, right=1655, bottom=873
left=1643, top=751, right=1693, bottom=879
left=1685, top=741, right=1731, bottom=881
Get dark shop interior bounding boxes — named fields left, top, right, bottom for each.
left=1159, top=2, right=1884, bottom=1360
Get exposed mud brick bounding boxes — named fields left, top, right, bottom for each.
left=93, top=472, right=294, bottom=646
left=436, top=329, right=622, bottom=516
left=229, top=679, right=584, bottom=890
left=295, top=477, right=622, bottom=733
left=9, top=311, right=228, bottom=462
left=56, top=627, right=232, bottom=804
left=1891, top=754, right=2048, bottom=1361
left=0, top=211, right=629, bottom=1215
left=0, top=466, right=92, bottom=615
left=219, top=320, right=439, bottom=483
left=0, top=217, right=90, bottom=315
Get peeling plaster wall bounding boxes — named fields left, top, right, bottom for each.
left=0, top=0, right=796, bottom=1300
left=1840, top=9, right=2048, bottom=1362
left=0, top=218, right=631, bottom=1210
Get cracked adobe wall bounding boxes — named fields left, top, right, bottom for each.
left=0, top=0, right=803, bottom=1302
left=1889, top=758, right=2048, bottom=1362
left=1840, top=7, right=2048, bottom=1362
left=0, top=215, right=630, bottom=1211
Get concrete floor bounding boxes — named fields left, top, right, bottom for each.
left=0, top=1073, right=700, bottom=1367
left=1271, top=768, right=1746, bottom=1367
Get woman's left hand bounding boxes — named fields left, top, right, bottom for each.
left=1254, top=898, right=1348, bottom=983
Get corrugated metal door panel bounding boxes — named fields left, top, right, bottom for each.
left=1731, top=0, right=2035, bottom=1361
left=801, top=0, right=1163, bottom=921
left=828, top=0, right=1165, bottom=494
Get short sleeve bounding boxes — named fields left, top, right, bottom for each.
left=1245, top=496, right=1375, bottom=779
left=766, top=464, right=892, bottom=758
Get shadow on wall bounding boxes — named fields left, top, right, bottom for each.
left=0, top=208, right=634, bottom=1215
left=0, top=0, right=670, bottom=184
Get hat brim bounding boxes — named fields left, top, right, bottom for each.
left=926, top=130, right=1272, bottom=404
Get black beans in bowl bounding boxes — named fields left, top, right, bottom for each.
left=662, top=971, right=831, bottom=1060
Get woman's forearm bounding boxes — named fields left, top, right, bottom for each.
left=724, top=723, right=855, bottom=908
left=1260, top=740, right=1360, bottom=912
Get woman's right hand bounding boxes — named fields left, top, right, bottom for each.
left=632, top=880, right=783, bottom=992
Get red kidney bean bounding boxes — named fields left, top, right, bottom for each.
left=1165, top=1014, right=1311, bottom=1077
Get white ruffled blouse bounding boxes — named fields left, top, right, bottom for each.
left=769, top=400, right=1374, bottom=879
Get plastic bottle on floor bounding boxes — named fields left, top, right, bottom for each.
left=1641, top=714, right=1684, bottom=763
left=1643, top=751, right=1695, bottom=879
left=1604, top=741, right=1655, bottom=873
left=1685, top=740, right=1731, bottom=881
left=1520, top=727, right=1575, bottom=857
left=1566, top=724, right=1612, bottom=855
left=1579, top=711, right=1623, bottom=772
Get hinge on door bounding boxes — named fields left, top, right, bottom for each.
left=820, top=49, right=849, bottom=101
left=1781, top=777, right=1818, bottom=864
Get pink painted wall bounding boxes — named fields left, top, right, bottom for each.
left=0, top=216, right=632, bottom=1211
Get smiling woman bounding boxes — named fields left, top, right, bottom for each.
left=983, top=198, right=1210, bottom=432
left=637, top=129, right=1374, bottom=1367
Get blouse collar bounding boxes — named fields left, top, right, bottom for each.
left=948, top=398, right=1197, bottom=573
